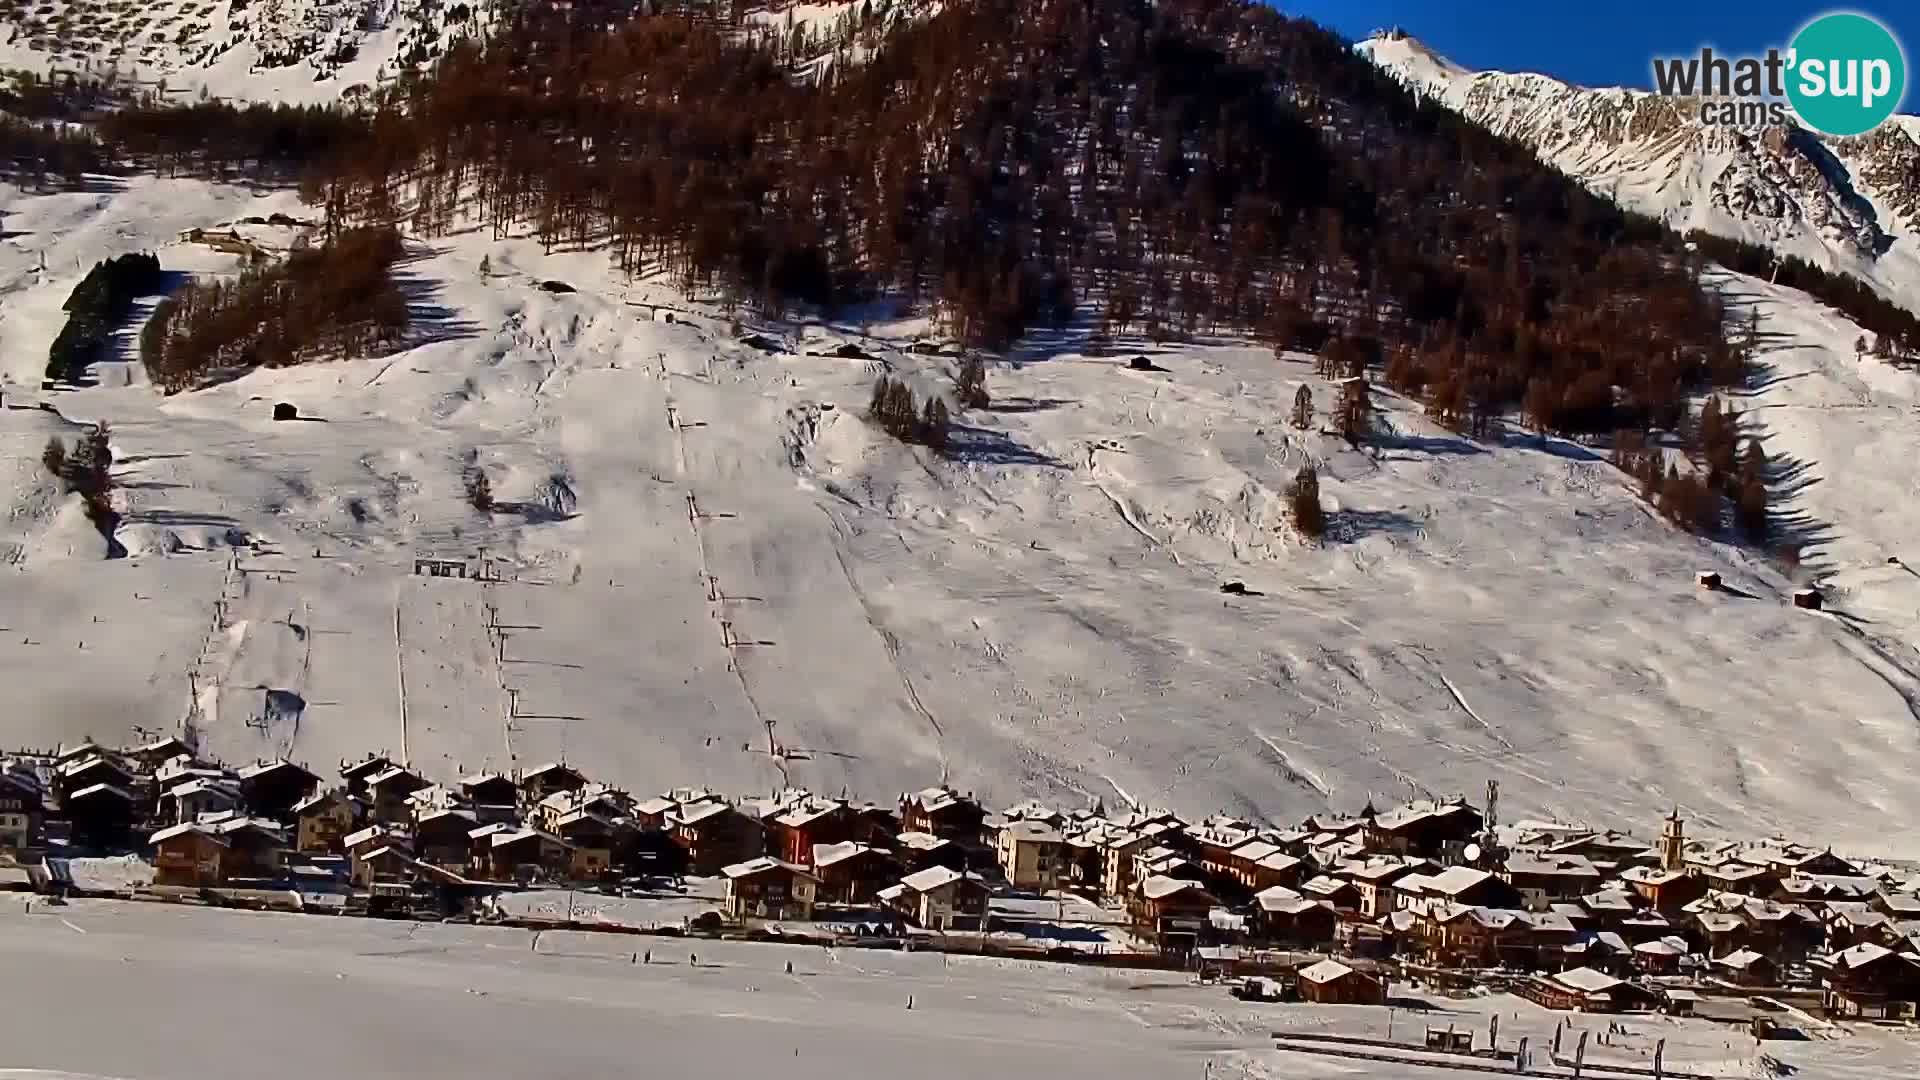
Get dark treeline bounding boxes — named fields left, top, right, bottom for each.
left=47, top=253, right=164, bottom=384
left=141, top=227, right=409, bottom=392
left=299, top=0, right=1741, bottom=433
left=66, top=0, right=1920, bottom=543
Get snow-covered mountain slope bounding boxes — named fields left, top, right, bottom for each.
left=1360, top=32, right=1920, bottom=312
left=0, top=0, right=496, bottom=104
left=7, top=177, right=1920, bottom=854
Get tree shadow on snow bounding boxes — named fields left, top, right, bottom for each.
left=1325, top=508, right=1424, bottom=545
left=943, top=425, right=1067, bottom=468
left=987, top=397, right=1074, bottom=414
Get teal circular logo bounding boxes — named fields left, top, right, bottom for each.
left=1788, top=13, right=1906, bottom=136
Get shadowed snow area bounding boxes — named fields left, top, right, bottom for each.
left=5, top=178, right=1920, bottom=853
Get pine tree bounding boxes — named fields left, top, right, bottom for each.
left=463, top=463, right=493, bottom=512
left=479, top=254, right=492, bottom=278
left=953, top=356, right=989, bottom=410
left=1289, top=384, right=1313, bottom=431
left=1288, top=463, right=1325, bottom=540
left=921, top=397, right=951, bottom=450
left=1336, top=376, right=1372, bottom=445
left=41, top=436, right=66, bottom=480
left=1522, top=378, right=1556, bottom=435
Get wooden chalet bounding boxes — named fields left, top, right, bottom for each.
left=879, top=865, right=990, bottom=931
left=1363, top=798, right=1483, bottom=861
left=340, top=754, right=397, bottom=799
left=1129, top=875, right=1216, bottom=954
left=812, top=841, right=897, bottom=904
left=478, top=827, right=574, bottom=883
left=1295, top=959, right=1386, bottom=1005
left=1518, top=967, right=1652, bottom=1013
left=294, top=789, right=364, bottom=854
left=1499, top=853, right=1605, bottom=910
left=668, top=798, right=762, bottom=876
left=460, top=773, right=521, bottom=823
left=150, top=818, right=287, bottom=887
left=518, top=762, right=589, bottom=806
left=1818, top=943, right=1920, bottom=1020
left=65, top=782, right=137, bottom=849
left=0, top=770, right=42, bottom=851
left=1618, top=866, right=1707, bottom=913
left=1250, top=887, right=1338, bottom=945
left=236, top=759, right=320, bottom=820
left=1713, top=948, right=1779, bottom=987
left=768, top=797, right=852, bottom=866
left=722, top=857, right=821, bottom=921
left=160, top=778, right=241, bottom=825
left=899, top=786, right=985, bottom=843
left=414, top=808, right=480, bottom=869
left=365, top=766, right=429, bottom=825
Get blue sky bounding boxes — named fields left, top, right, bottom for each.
left=1285, top=2, right=1920, bottom=103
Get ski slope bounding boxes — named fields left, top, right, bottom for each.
left=6, top=176, right=1920, bottom=853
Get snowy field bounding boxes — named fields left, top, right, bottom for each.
left=7, top=173, right=1920, bottom=854
left=0, top=899, right=1913, bottom=1079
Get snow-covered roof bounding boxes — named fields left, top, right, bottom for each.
left=1827, top=942, right=1895, bottom=970
left=1503, top=853, right=1602, bottom=879
left=671, top=800, right=732, bottom=826
left=149, top=822, right=224, bottom=846
left=999, top=820, right=1063, bottom=844
left=812, top=842, right=876, bottom=869
left=1633, top=937, right=1688, bottom=956
left=1424, top=866, right=1494, bottom=897
left=1296, top=959, right=1356, bottom=984
left=1229, top=839, right=1281, bottom=863
left=723, top=857, right=816, bottom=880
left=1619, top=866, right=1687, bottom=886
left=635, top=796, right=677, bottom=816
left=901, top=865, right=979, bottom=893
left=1138, top=875, right=1209, bottom=901
left=1716, top=949, right=1770, bottom=971
left=1553, top=967, right=1624, bottom=994
left=895, top=831, right=950, bottom=852
left=237, top=758, right=313, bottom=781
left=68, top=782, right=134, bottom=803
left=773, top=798, right=845, bottom=829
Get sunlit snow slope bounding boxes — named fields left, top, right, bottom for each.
left=7, top=177, right=1920, bottom=852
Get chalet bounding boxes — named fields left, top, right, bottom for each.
left=55, top=754, right=135, bottom=802
left=1818, top=943, right=1920, bottom=1020
left=994, top=820, right=1065, bottom=891
left=812, top=841, right=896, bottom=904
left=150, top=817, right=287, bottom=887
left=1300, top=875, right=1361, bottom=912
left=1752, top=845, right=1859, bottom=878
left=65, top=782, right=137, bottom=849
left=1098, top=830, right=1153, bottom=899
left=1295, top=959, right=1386, bottom=1005
left=162, top=777, right=242, bottom=824
left=345, top=824, right=411, bottom=862
left=127, top=736, right=195, bottom=771
left=1519, top=967, right=1651, bottom=1013
left=722, top=857, right=821, bottom=921
left=1413, top=905, right=1538, bottom=968
left=1824, top=902, right=1896, bottom=951
left=894, top=830, right=962, bottom=873
left=768, top=797, right=852, bottom=866
left=1546, top=831, right=1660, bottom=866
left=1579, top=888, right=1640, bottom=928
left=1619, top=866, right=1708, bottom=913
left=1692, top=910, right=1749, bottom=957
left=1364, top=798, right=1483, bottom=861
left=899, top=786, right=985, bottom=842
left=414, top=808, right=479, bottom=869
left=881, top=865, right=990, bottom=931
left=482, top=828, right=574, bottom=882
left=1631, top=936, right=1690, bottom=975
left=461, top=774, right=521, bottom=822
left=293, top=789, right=363, bottom=855
left=1129, top=876, right=1216, bottom=954
left=552, top=809, right=618, bottom=879
left=0, top=771, right=41, bottom=851
left=340, top=755, right=396, bottom=799
left=1500, top=853, right=1604, bottom=910
left=519, top=763, right=589, bottom=805
left=1394, top=866, right=1520, bottom=910
left=151, top=822, right=230, bottom=887
left=668, top=798, right=762, bottom=875
left=1713, top=949, right=1779, bottom=987
left=1339, top=858, right=1427, bottom=917
left=633, top=795, right=678, bottom=833
left=236, top=759, right=319, bottom=821
left=352, top=844, right=417, bottom=890
left=1250, top=887, right=1338, bottom=946
left=366, top=766, right=429, bottom=825
left=1062, top=831, right=1105, bottom=890
left=155, top=758, right=228, bottom=793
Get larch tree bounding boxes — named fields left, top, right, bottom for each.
left=1289, top=384, right=1313, bottom=431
